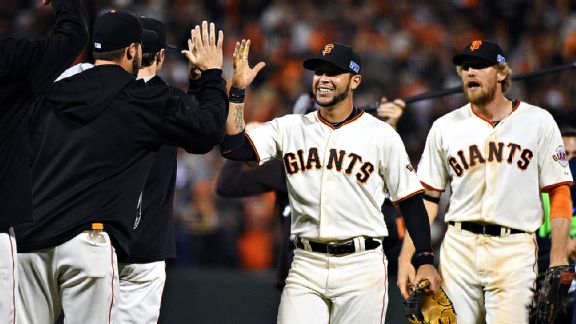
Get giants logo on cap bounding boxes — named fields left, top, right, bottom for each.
left=322, top=44, right=334, bottom=56
left=470, top=40, right=482, bottom=51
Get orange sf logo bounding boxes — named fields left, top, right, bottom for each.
left=322, top=44, right=334, bottom=56
left=470, top=40, right=482, bottom=51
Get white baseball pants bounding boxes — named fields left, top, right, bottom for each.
left=277, top=247, right=388, bottom=324
left=440, top=225, right=537, bottom=324
left=117, top=261, right=166, bottom=324
left=0, top=228, right=17, bottom=324
left=17, top=231, right=119, bottom=324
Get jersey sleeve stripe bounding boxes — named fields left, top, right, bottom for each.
left=540, top=181, right=574, bottom=192
left=245, top=133, right=261, bottom=164
left=391, top=189, right=424, bottom=205
left=421, top=181, right=444, bottom=192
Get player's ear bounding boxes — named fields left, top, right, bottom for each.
left=350, top=74, right=361, bottom=90
left=126, top=44, right=136, bottom=60
left=496, top=70, right=506, bottom=82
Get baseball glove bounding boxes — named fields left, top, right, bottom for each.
left=403, top=279, right=457, bottom=324
left=529, top=265, right=575, bottom=324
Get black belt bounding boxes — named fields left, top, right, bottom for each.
left=295, top=237, right=380, bottom=256
left=448, top=221, right=525, bottom=236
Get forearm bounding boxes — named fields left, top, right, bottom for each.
left=399, top=192, right=440, bottom=260
left=397, top=193, right=436, bottom=267
left=227, top=102, right=245, bottom=135
left=550, top=218, right=571, bottom=266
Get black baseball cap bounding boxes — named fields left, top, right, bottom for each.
left=92, top=10, right=157, bottom=53
left=452, top=40, right=507, bottom=66
left=303, top=43, right=361, bottom=74
left=138, top=17, right=178, bottom=54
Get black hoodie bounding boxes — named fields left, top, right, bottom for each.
left=15, top=65, right=227, bottom=259
left=0, top=0, right=87, bottom=228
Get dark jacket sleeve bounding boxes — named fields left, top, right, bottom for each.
left=216, top=159, right=287, bottom=198
left=0, top=0, right=88, bottom=95
left=155, top=69, right=229, bottom=153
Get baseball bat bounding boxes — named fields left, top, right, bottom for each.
left=363, top=61, right=576, bottom=111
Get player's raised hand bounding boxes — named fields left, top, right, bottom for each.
left=181, top=21, right=223, bottom=71
left=232, top=39, right=266, bottom=89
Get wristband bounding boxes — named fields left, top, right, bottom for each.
left=411, top=250, right=435, bottom=269
left=229, top=86, right=245, bottom=103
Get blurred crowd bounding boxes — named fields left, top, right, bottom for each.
left=3, top=0, right=576, bottom=272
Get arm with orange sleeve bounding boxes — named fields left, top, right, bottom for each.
left=546, top=184, right=572, bottom=267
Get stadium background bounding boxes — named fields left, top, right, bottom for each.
left=3, top=0, right=575, bottom=323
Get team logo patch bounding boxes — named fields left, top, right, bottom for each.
left=322, top=44, right=334, bottom=56
left=552, top=145, right=569, bottom=167
left=470, top=40, right=482, bottom=51
left=497, top=54, right=506, bottom=63
left=94, top=42, right=102, bottom=49
left=349, top=61, right=360, bottom=73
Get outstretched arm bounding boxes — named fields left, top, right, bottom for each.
left=0, top=0, right=88, bottom=94
left=219, top=39, right=266, bottom=161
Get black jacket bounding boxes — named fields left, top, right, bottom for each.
left=0, top=0, right=87, bottom=228
left=122, top=76, right=178, bottom=263
left=16, top=65, right=227, bottom=259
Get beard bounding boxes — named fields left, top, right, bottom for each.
left=131, top=50, right=142, bottom=76
left=315, top=79, right=351, bottom=108
left=464, top=80, right=497, bottom=106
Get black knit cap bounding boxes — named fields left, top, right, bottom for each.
left=303, top=43, right=361, bottom=75
left=452, top=40, right=507, bottom=66
left=138, top=17, right=178, bottom=54
left=92, top=10, right=157, bottom=53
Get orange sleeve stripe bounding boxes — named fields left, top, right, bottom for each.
left=541, top=181, right=574, bottom=192
left=548, top=184, right=572, bottom=220
left=421, top=181, right=444, bottom=193
left=245, top=133, right=261, bottom=164
left=392, top=189, right=425, bottom=205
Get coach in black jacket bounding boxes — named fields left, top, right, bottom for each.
left=15, top=11, right=227, bottom=323
left=0, top=0, right=86, bottom=322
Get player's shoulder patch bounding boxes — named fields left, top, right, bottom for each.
left=552, top=145, right=569, bottom=167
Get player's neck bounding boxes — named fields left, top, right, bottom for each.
left=471, top=94, right=512, bottom=122
left=137, top=65, right=157, bottom=79
left=319, top=99, right=354, bottom=124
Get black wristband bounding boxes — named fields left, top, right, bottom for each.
left=229, top=86, right=245, bottom=103
left=422, top=194, right=440, bottom=204
left=411, top=250, right=435, bottom=269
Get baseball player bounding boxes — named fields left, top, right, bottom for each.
left=0, top=1, right=86, bottom=322
left=115, top=17, right=180, bottom=324
left=397, top=40, right=574, bottom=323
left=15, top=12, right=227, bottom=323
left=220, top=41, right=440, bottom=323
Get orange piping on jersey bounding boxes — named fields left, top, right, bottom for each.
left=470, top=105, right=495, bottom=128
left=392, top=189, right=425, bottom=205
left=421, top=181, right=444, bottom=192
left=512, top=99, right=521, bottom=111
left=547, top=184, right=572, bottom=220
left=470, top=100, right=521, bottom=128
left=541, top=181, right=574, bottom=192
left=316, top=109, right=365, bottom=129
left=245, top=133, right=261, bottom=164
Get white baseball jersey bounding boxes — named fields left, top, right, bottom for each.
left=418, top=101, right=573, bottom=232
left=247, top=110, right=423, bottom=240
